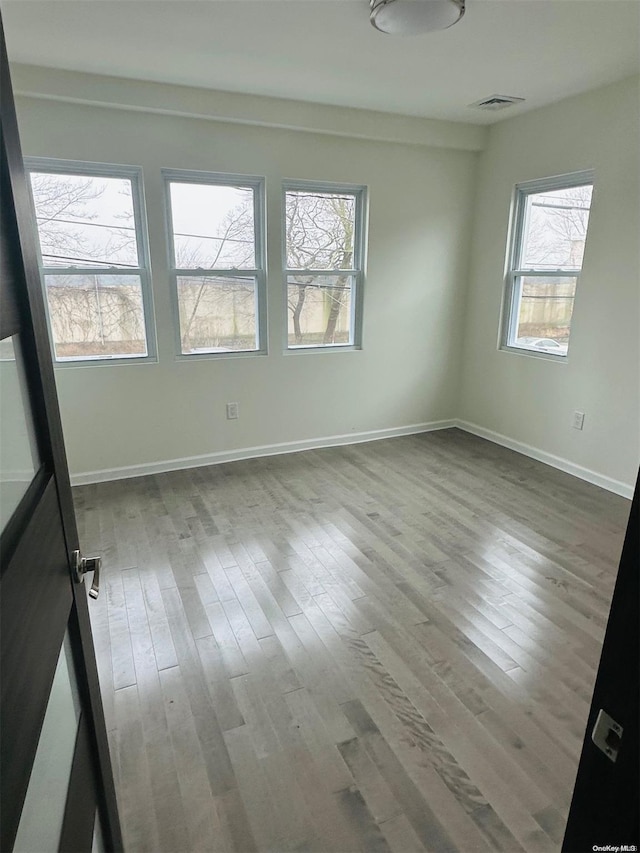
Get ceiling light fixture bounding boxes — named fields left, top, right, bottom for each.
left=370, top=0, right=465, bottom=34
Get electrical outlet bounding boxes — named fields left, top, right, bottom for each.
left=226, top=402, right=239, bottom=420
left=573, top=411, right=585, bottom=430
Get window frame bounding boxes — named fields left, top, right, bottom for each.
left=500, top=170, right=594, bottom=362
left=25, top=157, right=157, bottom=367
left=163, top=169, right=267, bottom=360
left=282, top=179, right=367, bottom=353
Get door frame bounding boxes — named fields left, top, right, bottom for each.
left=0, top=20, right=122, bottom=851
left=562, top=474, right=639, bottom=850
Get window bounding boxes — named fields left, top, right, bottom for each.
left=502, top=172, right=594, bottom=358
left=164, top=171, right=266, bottom=357
left=27, top=159, right=155, bottom=363
left=284, top=181, right=366, bottom=350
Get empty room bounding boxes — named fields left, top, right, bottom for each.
left=0, top=1, right=638, bottom=851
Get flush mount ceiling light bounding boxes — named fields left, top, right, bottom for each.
left=370, top=0, right=465, bottom=34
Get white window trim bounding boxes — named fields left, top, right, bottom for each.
left=500, top=169, right=594, bottom=362
left=162, top=169, right=267, bottom=360
left=25, top=157, right=157, bottom=367
left=282, top=179, right=367, bottom=353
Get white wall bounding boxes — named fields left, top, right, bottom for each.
left=458, top=76, right=640, bottom=493
left=14, top=90, right=478, bottom=478
left=13, top=72, right=639, bottom=494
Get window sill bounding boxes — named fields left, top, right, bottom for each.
left=284, top=344, right=362, bottom=355
left=53, top=355, right=158, bottom=369
left=175, top=349, right=268, bottom=362
left=499, top=345, right=569, bottom=363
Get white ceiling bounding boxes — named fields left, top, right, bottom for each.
left=2, top=0, right=639, bottom=124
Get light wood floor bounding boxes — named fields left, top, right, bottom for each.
left=74, top=429, right=630, bottom=853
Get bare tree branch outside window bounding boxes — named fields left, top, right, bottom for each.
left=167, top=180, right=260, bottom=354
left=29, top=169, right=150, bottom=359
left=505, top=178, right=593, bottom=355
left=285, top=189, right=359, bottom=347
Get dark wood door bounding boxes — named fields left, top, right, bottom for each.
left=0, top=20, right=122, bottom=853
left=563, top=474, right=639, bottom=851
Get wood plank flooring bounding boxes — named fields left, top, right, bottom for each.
left=74, top=428, right=631, bottom=853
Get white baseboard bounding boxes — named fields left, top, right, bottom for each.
left=70, top=416, right=634, bottom=500
left=455, top=419, right=635, bottom=500
left=70, top=419, right=456, bottom=486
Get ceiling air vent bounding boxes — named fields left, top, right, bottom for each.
left=469, top=95, right=525, bottom=112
